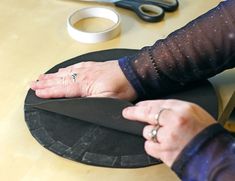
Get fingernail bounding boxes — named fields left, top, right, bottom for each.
left=123, top=107, right=131, bottom=115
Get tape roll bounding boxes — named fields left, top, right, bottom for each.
left=67, top=7, right=121, bottom=43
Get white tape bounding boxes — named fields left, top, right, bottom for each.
left=67, top=7, right=121, bottom=43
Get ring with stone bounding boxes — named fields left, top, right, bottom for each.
left=150, top=125, right=161, bottom=143
left=71, top=73, right=78, bottom=83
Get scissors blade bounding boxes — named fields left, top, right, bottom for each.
left=32, top=97, right=145, bottom=136
left=76, top=0, right=120, bottom=3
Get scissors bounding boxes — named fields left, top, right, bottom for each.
left=77, top=0, right=179, bottom=22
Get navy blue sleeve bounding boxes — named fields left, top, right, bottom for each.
left=171, top=124, right=235, bottom=181
left=118, top=0, right=235, bottom=99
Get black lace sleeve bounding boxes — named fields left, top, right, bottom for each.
left=118, top=0, right=235, bottom=99
left=171, top=124, right=235, bottom=181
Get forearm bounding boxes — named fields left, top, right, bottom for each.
left=171, top=124, right=235, bottom=181
left=119, top=0, right=235, bottom=99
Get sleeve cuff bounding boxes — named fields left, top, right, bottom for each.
left=171, top=123, right=227, bottom=178
left=118, top=57, right=147, bottom=99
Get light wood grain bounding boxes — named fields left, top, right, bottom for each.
left=0, top=0, right=233, bottom=181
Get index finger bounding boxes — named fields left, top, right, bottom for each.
left=122, top=104, right=162, bottom=125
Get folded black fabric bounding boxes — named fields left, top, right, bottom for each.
left=24, top=49, right=218, bottom=168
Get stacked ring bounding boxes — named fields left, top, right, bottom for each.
left=154, top=108, right=170, bottom=126
left=150, top=125, right=161, bottom=143
left=150, top=108, right=171, bottom=143
left=71, top=73, right=78, bottom=83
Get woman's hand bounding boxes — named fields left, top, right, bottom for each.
left=30, top=60, right=137, bottom=101
left=122, top=99, right=216, bottom=167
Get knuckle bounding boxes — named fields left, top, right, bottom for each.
left=144, top=141, right=151, bottom=153
left=184, top=103, right=194, bottom=111
left=79, top=62, right=85, bottom=67
left=169, top=131, right=178, bottom=140
left=85, top=61, right=95, bottom=65
left=145, top=148, right=153, bottom=157
left=58, top=68, right=65, bottom=72
left=163, top=99, right=177, bottom=107
left=175, top=115, right=187, bottom=126
left=143, top=106, right=154, bottom=119
left=79, top=61, right=94, bottom=67
left=176, top=116, right=188, bottom=127
left=144, top=142, right=160, bottom=159
left=182, top=101, right=198, bottom=112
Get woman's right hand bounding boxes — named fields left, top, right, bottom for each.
left=30, top=60, right=137, bottom=101
left=122, top=99, right=216, bottom=167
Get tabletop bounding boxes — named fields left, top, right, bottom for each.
left=0, top=0, right=234, bottom=180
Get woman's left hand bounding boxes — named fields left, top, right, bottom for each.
left=30, top=60, right=137, bottom=101
left=122, top=99, right=216, bottom=167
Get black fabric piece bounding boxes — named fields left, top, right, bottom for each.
left=82, top=152, right=118, bottom=167
left=33, top=98, right=146, bottom=136
left=24, top=49, right=218, bottom=168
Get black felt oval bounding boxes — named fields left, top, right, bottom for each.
left=24, top=49, right=218, bottom=168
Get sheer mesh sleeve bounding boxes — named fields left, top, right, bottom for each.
left=118, top=0, right=235, bottom=99
left=171, top=124, right=235, bottom=181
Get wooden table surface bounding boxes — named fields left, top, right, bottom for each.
left=1, top=0, right=234, bottom=180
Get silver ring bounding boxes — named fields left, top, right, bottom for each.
left=150, top=125, right=160, bottom=143
left=154, top=108, right=170, bottom=125
left=71, top=73, right=78, bottom=83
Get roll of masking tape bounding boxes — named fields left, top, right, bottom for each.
left=67, top=7, right=121, bottom=43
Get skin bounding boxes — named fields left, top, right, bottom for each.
left=31, top=60, right=137, bottom=101
left=31, top=61, right=216, bottom=167
left=122, top=99, right=216, bottom=167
